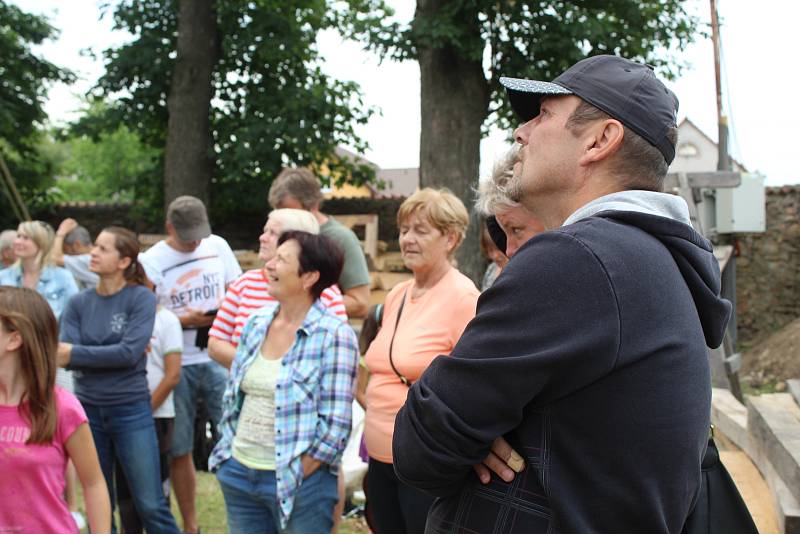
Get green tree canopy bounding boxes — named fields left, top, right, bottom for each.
left=89, top=0, right=391, bottom=221
left=54, top=125, right=159, bottom=202
left=343, top=0, right=700, bottom=281
left=0, top=1, right=74, bottom=226
left=349, top=0, right=699, bottom=130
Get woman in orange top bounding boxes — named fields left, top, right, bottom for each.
left=364, top=188, right=479, bottom=534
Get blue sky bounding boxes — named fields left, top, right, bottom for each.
left=17, top=0, right=799, bottom=185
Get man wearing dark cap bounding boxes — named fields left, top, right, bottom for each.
left=393, top=55, right=731, bottom=533
left=141, top=195, right=242, bottom=534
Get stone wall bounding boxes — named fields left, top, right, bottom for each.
left=734, top=186, right=800, bottom=345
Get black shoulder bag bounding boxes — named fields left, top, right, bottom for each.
left=388, top=290, right=411, bottom=387
left=681, top=429, right=758, bottom=534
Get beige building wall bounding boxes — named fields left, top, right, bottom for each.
left=669, top=119, right=747, bottom=174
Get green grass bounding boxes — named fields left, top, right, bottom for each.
left=740, top=380, right=780, bottom=396
left=180, top=471, right=227, bottom=532
left=79, top=470, right=368, bottom=533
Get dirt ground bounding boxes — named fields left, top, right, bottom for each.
left=741, top=316, right=800, bottom=386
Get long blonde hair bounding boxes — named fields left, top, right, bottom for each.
left=0, top=287, right=59, bottom=444
left=16, top=221, right=56, bottom=271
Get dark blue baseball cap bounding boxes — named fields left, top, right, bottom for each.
left=500, top=55, right=679, bottom=164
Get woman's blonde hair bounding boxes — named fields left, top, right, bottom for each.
left=398, top=188, right=470, bottom=253
left=474, top=147, right=522, bottom=216
left=16, top=221, right=55, bottom=271
left=268, top=208, right=320, bottom=234
left=0, top=287, right=59, bottom=444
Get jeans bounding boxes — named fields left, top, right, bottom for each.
left=216, top=457, right=338, bottom=534
left=116, top=417, right=175, bottom=534
left=83, top=400, right=181, bottom=534
left=171, top=361, right=227, bottom=457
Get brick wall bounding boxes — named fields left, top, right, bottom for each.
left=42, top=191, right=799, bottom=346
left=35, top=202, right=154, bottom=238
left=35, top=197, right=407, bottom=252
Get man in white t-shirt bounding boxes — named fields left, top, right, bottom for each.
left=141, top=196, right=242, bottom=534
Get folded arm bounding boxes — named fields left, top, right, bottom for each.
left=392, top=232, right=621, bottom=496
left=63, top=292, right=156, bottom=369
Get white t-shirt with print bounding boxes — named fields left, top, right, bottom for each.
left=147, top=307, right=183, bottom=418
left=141, top=235, right=242, bottom=366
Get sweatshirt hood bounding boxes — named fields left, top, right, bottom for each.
left=563, top=190, right=693, bottom=227
left=567, top=191, right=731, bottom=349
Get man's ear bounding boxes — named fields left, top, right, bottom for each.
left=579, top=119, right=624, bottom=166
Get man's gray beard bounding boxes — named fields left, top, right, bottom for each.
left=505, top=145, right=525, bottom=203
left=506, top=173, right=524, bottom=203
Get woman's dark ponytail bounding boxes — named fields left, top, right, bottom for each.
left=123, top=258, right=148, bottom=286
left=104, top=226, right=147, bottom=286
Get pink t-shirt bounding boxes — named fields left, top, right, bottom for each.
left=364, top=267, right=479, bottom=462
left=0, top=387, right=87, bottom=533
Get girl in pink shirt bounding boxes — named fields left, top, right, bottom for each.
left=0, top=286, right=110, bottom=533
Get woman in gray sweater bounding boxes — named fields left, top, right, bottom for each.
left=58, top=226, right=180, bottom=534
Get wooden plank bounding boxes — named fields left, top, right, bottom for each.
left=720, top=451, right=780, bottom=534
left=713, top=245, right=734, bottom=273
left=331, top=214, right=379, bottom=260
left=664, top=171, right=741, bottom=189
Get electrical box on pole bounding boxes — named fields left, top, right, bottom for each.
left=715, top=174, right=766, bottom=234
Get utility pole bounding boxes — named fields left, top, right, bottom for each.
left=710, top=0, right=741, bottom=398
left=710, top=0, right=730, bottom=172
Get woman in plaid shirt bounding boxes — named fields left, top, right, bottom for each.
left=209, top=231, right=359, bottom=533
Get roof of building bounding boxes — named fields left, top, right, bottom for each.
left=334, top=146, right=379, bottom=170
left=678, top=118, right=749, bottom=172
left=373, top=167, right=419, bottom=198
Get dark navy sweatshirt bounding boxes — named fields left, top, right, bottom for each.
left=61, top=285, right=156, bottom=406
left=393, top=209, right=731, bottom=534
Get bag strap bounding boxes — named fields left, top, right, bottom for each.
left=388, top=290, right=410, bottom=387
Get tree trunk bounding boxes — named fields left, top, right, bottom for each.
left=416, top=0, right=490, bottom=284
left=164, top=0, right=219, bottom=208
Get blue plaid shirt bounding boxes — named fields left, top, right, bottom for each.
left=209, top=299, right=358, bottom=526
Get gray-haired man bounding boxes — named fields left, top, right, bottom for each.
left=268, top=167, right=371, bottom=319
left=53, top=218, right=99, bottom=289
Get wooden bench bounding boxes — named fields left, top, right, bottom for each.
left=331, top=214, right=379, bottom=261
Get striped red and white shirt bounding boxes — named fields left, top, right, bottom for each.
left=209, top=268, right=347, bottom=347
